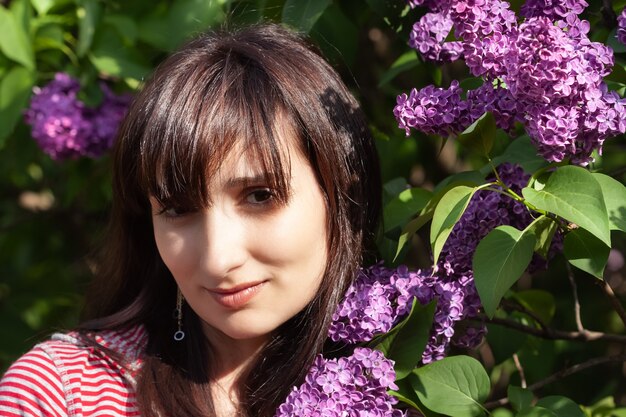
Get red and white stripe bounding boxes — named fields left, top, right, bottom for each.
left=0, top=326, right=146, bottom=416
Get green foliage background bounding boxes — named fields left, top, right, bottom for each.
left=1, top=0, right=626, bottom=414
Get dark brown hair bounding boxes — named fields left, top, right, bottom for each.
left=81, top=23, right=381, bottom=416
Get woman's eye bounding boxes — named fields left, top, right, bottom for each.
left=159, top=207, right=194, bottom=218
left=245, top=188, right=275, bottom=204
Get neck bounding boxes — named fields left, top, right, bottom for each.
left=201, top=323, right=268, bottom=387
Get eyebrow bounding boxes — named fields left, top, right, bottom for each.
left=224, top=173, right=272, bottom=189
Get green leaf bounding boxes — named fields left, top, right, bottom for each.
left=430, top=185, right=476, bottom=265
left=390, top=378, right=422, bottom=410
left=456, top=112, right=496, bottom=157
left=390, top=378, right=441, bottom=417
left=522, top=166, right=610, bottom=247
left=509, top=386, right=533, bottom=412
left=395, top=213, right=431, bottom=261
left=378, top=50, right=420, bottom=86
left=384, top=188, right=433, bottom=232
left=485, top=135, right=548, bottom=176
left=138, top=0, right=226, bottom=51
left=76, top=0, right=101, bottom=57
left=536, top=396, right=585, bottom=417
left=607, top=29, right=626, bottom=55
left=516, top=407, right=559, bottom=417
left=0, top=65, right=35, bottom=146
left=492, top=409, right=515, bottom=417
left=606, top=63, right=626, bottom=84
left=563, top=228, right=610, bottom=280
left=30, top=0, right=56, bottom=15
left=523, top=216, right=557, bottom=259
left=89, top=26, right=151, bottom=80
left=282, top=0, right=331, bottom=33
left=103, top=15, right=138, bottom=45
left=512, top=290, right=555, bottom=325
left=433, top=171, right=485, bottom=194
left=486, top=323, right=528, bottom=364
left=374, top=299, right=437, bottom=380
left=473, top=225, right=536, bottom=318
left=411, top=355, right=490, bottom=417
left=592, top=173, right=626, bottom=233
left=0, top=5, right=34, bottom=69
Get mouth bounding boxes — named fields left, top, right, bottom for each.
left=208, top=280, right=267, bottom=309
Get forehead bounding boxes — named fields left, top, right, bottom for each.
left=214, top=117, right=300, bottom=182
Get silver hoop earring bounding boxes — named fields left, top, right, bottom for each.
left=173, top=288, right=186, bottom=342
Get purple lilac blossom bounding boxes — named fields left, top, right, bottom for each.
left=409, top=12, right=463, bottom=63
left=504, top=16, right=624, bottom=163
left=24, top=73, right=131, bottom=160
left=328, top=264, right=434, bottom=344
left=275, top=348, right=405, bottom=417
left=394, top=80, right=471, bottom=137
left=407, top=0, right=451, bottom=13
left=398, top=2, right=626, bottom=164
left=520, top=0, right=588, bottom=20
left=449, top=0, right=517, bottom=79
left=467, top=81, right=519, bottom=132
left=618, top=7, right=626, bottom=45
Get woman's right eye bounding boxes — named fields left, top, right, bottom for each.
left=158, top=206, right=194, bottom=219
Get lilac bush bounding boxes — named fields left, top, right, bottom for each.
left=329, top=164, right=562, bottom=363
left=24, top=73, right=131, bottom=160
left=275, top=347, right=405, bottom=417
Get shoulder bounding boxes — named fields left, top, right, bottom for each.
left=0, top=326, right=147, bottom=417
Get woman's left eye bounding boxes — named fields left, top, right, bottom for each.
left=245, top=188, right=275, bottom=204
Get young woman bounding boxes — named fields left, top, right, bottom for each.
left=0, top=23, right=382, bottom=416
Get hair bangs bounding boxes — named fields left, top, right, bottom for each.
left=137, top=48, right=297, bottom=211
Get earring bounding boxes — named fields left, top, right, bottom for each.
left=173, top=288, right=185, bottom=341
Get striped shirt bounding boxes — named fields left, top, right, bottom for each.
left=0, top=326, right=147, bottom=416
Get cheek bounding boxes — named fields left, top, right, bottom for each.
left=153, top=225, right=198, bottom=280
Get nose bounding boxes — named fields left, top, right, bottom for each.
left=199, top=205, right=248, bottom=279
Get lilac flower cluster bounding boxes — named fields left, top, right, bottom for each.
left=520, top=0, right=588, bottom=20
left=398, top=0, right=626, bottom=164
left=506, top=16, right=624, bottom=163
left=328, top=264, right=434, bottom=344
left=409, top=12, right=463, bottom=63
left=24, top=73, right=131, bottom=160
left=394, top=80, right=471, bottom=137
left=618, top=7, right=626, bottom=45
left=328, top=261, right=482, bottom=364
left=275, top=348, right=405, bottom=417
left=467, top=81, right=518, bottom=132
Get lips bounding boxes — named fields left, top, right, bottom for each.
left=208, top=281, right=267, bottom=309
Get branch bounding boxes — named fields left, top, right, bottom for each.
left=512, top=353, right=526, bottom=389
left=595, top=279, right=626, bottom=329
left=485, top=354, right=626, bottom=409
left=478, top=316, right=626, bottom=344
left=566, top=262, right=584, bottom=332
left=501, top=299, right=548, bottom=330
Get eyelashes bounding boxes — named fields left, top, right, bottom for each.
left=152, top=187, right=280, bottom=220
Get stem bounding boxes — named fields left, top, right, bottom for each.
left=595, top=279, right=626, bottom=329
left=513, top=353, right=527, bottom=389
left=501, top=299, right=548, bottom=330
left=566, top=263, right=585, bottom=333
left=476, top=316, right=626, bottom=344
left=485, top=354, right=626, bottom=409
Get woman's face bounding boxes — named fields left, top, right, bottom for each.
left=150, top=127, right=328, bottom=346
